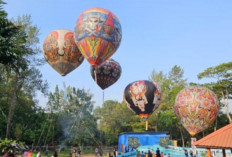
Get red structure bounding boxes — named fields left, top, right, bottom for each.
left=194, top=123, right=232, bottom=157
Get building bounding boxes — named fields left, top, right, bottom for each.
left=118, top=132, right=168, bottom=153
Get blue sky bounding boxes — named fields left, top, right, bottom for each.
left=4, top=0, right=232, bottom=108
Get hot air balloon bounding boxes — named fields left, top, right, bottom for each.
left=90, top=58, right=121, bottom=90
left=43, top=29, right=84, bottom=76
left=124, top=80, right=162, bottom=120
left=74, top=8, right=122, bottom=66
left=174, top=86, right=219, bottom=136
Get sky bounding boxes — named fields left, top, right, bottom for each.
left=4, top=0, right=232, bottom=108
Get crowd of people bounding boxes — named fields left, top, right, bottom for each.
left=137, top=148, right=170, bottom=157
left=184, top=148, right=197, bottom=157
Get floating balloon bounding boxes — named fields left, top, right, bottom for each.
left=124, top=80, right=162, bottom=120
left=74, top=8, right=122, bottom=65
left=43, top=29, right=84, bottom=76
left=90, top=58, right=121, bottom=90
left=174, top=86, right=219, bottom=136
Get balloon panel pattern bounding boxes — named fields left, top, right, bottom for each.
left=43, top=29, right=84, bottom=76
left=124, top=80, right=162, bottom=120
left=90, top=58, right=121, bottom=90
left=174, top=87, right=219, bottom=136
left=75, top=8, right=122, bottom=65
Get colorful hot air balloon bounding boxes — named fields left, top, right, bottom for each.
left=124, top=80, right=162, bottom=120
left=90, top=58, right=121, bottom=90
left=174, top=86, right=219, bottom=136
left=43, top=29, right=84, bottom=76
left=74, top=8, right=122, bottom=65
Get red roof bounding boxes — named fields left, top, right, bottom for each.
left=194, top=123, right=232, bottom=149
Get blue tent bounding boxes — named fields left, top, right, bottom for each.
left=118, top=132, right=168, bottom=152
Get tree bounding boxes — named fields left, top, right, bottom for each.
left=0, top=1, right=30, bottom=68
left=94, top=100, right=136, bottom=145
left=47, top=85, right=98, bottom=146
left=198, top=62, right=232, bottom=123
left=0, top=14, right=48, bottom=138
left=149, top=65, right=187, bottom=147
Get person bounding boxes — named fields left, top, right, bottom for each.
left=36, top=151, right=41, bottom=157
left=156, top=148, right=161, bottom=157
left=78, top=149, right=81, bottom=157
left=95, top=147, right=99, bottom=156
left=99, top=150, right=103, bottom=157
left=160, top=152, right=163, bottom=157
left=211, top=151, right=216, bottom=157
left=141, top=151, right=144, bottom=157
left=184, top=149, right=188, bottom=157
left=168, top=153, right=170, bottom=157
left=45, top=149, right=49, bottom=157
left=189, top=149, right=193, bottom=157
left=72, top=148, right=76, bottom=157
left=192, top=148, right=197, bottom=157
left=113, top=147, right=117, bottom=157
left=148, top=150, right=152, bottom=157
left=163, top=154, right=167, bottom=157
left=54, top=151, right=58, bottom=157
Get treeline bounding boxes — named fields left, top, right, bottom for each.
left=0, top=0, right=231, bottom=148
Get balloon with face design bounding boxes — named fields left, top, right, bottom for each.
left=124, top=80, right=162, bottom=120
left=90, top=58, right=121, bottom=90
left=74, top=8, right=122, bottom=66
left=43, top=29, right=84, bottom=76
left=174, top=86, right=219, bottom=136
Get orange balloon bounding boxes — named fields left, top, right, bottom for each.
left=43, top=29, right=84, bottom=76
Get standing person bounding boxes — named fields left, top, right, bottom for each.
left=78, top=148, right=81, bottom=157
left=54, top=151, right=58, bottom=157
left=156, top=148, right=161, bottom=157
left=45, top=149, right=48, bottom=157
left=189, top=149, right=193, bottom=157
left=211, top=151, right=216, bottom=157
left=148, top=150, right=152, bottom=157
left=72, top=148, right=76, bottom=157
left=113, top=147, right=117, bottom=157
left=192, top=148, right=197, bottom=157
left=99, top=150, right=103, bottom=157
left=141, top=151, right=144, bottom=157
left=184, top=149, right=188, bottom=157
left=36, top=151, right=41, bottom=157
left=95, top=147, right=99, bottom=156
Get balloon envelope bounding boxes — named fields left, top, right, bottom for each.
left=124, top=80, right=162, bottom=120
left=74, top=8, right=122, bottom=65
left=90, top=58, right=121, bottom=90
left=174, top=86, right=219, bottom=136
left=43, top=29, right=84, bottom=76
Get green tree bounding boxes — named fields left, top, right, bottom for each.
left=0, top=0, right=29, bottom=67
left=0, top=14, right=48, bottom=138
left=198, top=62, right=232, bottom=123
left=48, top=85, right=98, bottom=146
left=94, top=100, right=136, bottom=145
left=149, top=65, right=187, bottom=146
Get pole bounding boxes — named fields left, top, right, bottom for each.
left=103, top=90, right=105, bottom=105
left=145, top=120, right=148, bottom=131
left=207, top=148, right=211, bottom=157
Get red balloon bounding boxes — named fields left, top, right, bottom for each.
left=74, top=8, right=122, bottom=65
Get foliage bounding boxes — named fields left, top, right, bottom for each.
left=47, top=85, right=99, bottom=146
left=198, top=61, right=232, bottom=123
left=0, top=138, right=26, bottom=155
